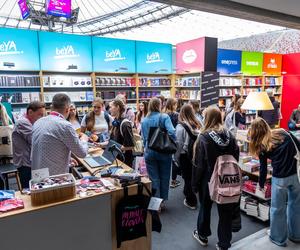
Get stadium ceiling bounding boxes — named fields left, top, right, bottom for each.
left=152, top=0, right=300, bottom=30
left=0, top=0, right=285, bottom=44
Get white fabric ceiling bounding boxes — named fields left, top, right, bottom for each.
left=0, top=0, right=284, bottom=44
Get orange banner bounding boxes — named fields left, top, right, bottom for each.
left=263, top=53, right=282, bottom=75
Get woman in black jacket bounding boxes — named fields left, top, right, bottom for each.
left=192, top=107, right=239, bottom=250
left=249, top=118, right=300, bottom=247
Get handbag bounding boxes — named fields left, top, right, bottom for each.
left=148, top=115, right=177, bottom=154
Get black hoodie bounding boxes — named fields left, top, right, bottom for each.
left=192, top=129, right=239, bottom=193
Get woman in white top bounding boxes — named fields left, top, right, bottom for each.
left=81, top=98, right=112, bottom=142
left=67, top=104, right=81, bottom=131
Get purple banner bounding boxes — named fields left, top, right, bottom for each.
left=18, top=0, right=30, bottom=19
left=46, top=0, right=72, bottom=18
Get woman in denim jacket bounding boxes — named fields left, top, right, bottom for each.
left=141, top=97, right=176, bottom=202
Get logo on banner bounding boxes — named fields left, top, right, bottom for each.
left=54, top=45, right=79, bottom=59
left=0, top=41, right=23, bottom=56
left=267, top=58, right=277, bottom=69
left=104, top=49, right=125, bottom=62
left=246, top=61, right=259, bottom=66
left=221, top=60, right=238, bottom=65
left=146, top=52, right=163, bottom=64
left=182, top=49, right=197, bottom=64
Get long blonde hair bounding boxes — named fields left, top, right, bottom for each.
left=202, top=106, right=223, bottom=133
left=249, top=117, right=285, bottom=156
left=0, top=103, right=12, bottom=126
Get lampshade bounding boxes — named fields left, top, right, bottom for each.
left=241, top=91, right=274, bottom=111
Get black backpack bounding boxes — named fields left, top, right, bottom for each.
left=181, top=123, right=198, bottom=161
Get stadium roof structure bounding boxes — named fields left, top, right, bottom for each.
left=0, top=0, right=284, bottom=44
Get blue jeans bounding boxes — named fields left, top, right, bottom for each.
left=270, top=174, right=300, bottom=246
left=144, top=149, right=172, bottom=200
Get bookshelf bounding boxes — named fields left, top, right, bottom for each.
left=174, top=73, right=201, bottom=101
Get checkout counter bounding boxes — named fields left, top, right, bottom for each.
left=0, top=148, right=151, bottom=250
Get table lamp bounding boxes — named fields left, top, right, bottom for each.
left=241, top=91, right=274, bottom=118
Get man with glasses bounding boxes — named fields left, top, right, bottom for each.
left=31, top=93, right=88, bottom=175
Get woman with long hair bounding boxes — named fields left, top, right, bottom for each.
left=81, top=98, right=111, bottom=142
left=109, top=99, right=135, bottom=167
left=0, top=103, right=13, bottom=126
left=189, top=100, right=204, bottom=127
left=192, top=107, right=239, bottom=250
left=233, top=98, right=246, bottom=129
left=135, top=101, right=148, bottom=134
left=141, top=97, right=176, bottom=203
left=174, top=104, right=201, bottom=209
left=67, top=103, right=81, bottom=131
left=249, top=118, right=300, bottom=247
left=165, top=98, right=181, bottom=188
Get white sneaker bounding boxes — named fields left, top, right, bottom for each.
left=184, top=199, right=197, bottom=210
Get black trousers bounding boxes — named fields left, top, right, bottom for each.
left=18, top=166, right=31, bottom=189
left=197, top=184, right=240, bottom=250
left=171, top=160, right=181, bottom=181
left=180, top=153, right=197, bottom=206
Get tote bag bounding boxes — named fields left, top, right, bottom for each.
left=148, top=115, right=177, bottom=154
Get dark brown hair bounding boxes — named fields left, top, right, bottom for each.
left=189, top=100, right=201, bottom=114
left=136, top=101, right=148, bottom=123
left=179, top=104, right=201, bottom=129
left=27, top=101, right=45, bottom=113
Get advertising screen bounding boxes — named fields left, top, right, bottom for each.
left=217, top=49, right=241, bottom=75
left=0, top=28, right=40, bottom=71
left=46, top=0, right=72, bottom=18
left=39, top=31, right=92, bottom=72
left=18, top=0, right=30, bottom=20
left=136, top=41, right=172, bottom=74
left=92, top=37, right=136, bottom=73
left=241, top=51, right=263, bottom=75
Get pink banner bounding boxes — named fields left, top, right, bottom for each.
left=176, top=37, right=205, bottom=74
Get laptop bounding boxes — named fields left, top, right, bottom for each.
left=84, top=140, right=122, bottom=168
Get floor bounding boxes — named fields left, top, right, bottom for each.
left=152, top=177, right=268, bottom=250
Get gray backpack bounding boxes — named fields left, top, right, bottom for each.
left=224, top=110, right=237, bottom=135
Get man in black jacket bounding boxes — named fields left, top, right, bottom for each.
left=289, top=104, right=300, bottom=130
left=192, top=126, right=239, bottom=250
left=258, top=89, right=280, bottom=129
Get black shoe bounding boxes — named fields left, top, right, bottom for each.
left=216, top=243, right=227, bottom=250
left=193, top=230, right=208, bottom=246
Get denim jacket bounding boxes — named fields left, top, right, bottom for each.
left=141, top=112, right=176, bottom=149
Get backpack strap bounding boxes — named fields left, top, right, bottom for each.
left=104, top=111, right=110, bottom=127
left=181, top=123, right=197, bottom=141
left=120, top=118, right=131, bottom=137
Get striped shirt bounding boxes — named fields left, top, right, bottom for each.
left=31, top=113, right=88, bottom=176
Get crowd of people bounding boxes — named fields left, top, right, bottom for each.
left=0, top=92, right=300, bottom=249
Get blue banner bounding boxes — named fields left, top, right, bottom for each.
left=0, top=28, right=40, bottom=71
left=217, top=49, right=241, bottom=75
left=136, top=41, right=172, bottom=74
left=92, top=37, right=135, bottom=73
left=39, top=32, right=92, bottom=72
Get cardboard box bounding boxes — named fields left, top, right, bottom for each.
left=30, top=174, right=76, bottom=206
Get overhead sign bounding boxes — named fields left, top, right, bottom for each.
left=136, top=41, right=172, bottom=74
left=18, top=0, right=30, bottom=20
left=92, top=37, right=135, bottom=73
left=241, top=51, right=263, bottom=75
left=46, top=0, right=72, bottom=18
left=217, top=49, right=241, bottom=75
left=39, top=32, right=92, bottom=72
left=263, top=53, right=282, bottom=75
left=0, top=28, right=40, bottom=71
left=176, top=38, right=205, bottom=73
